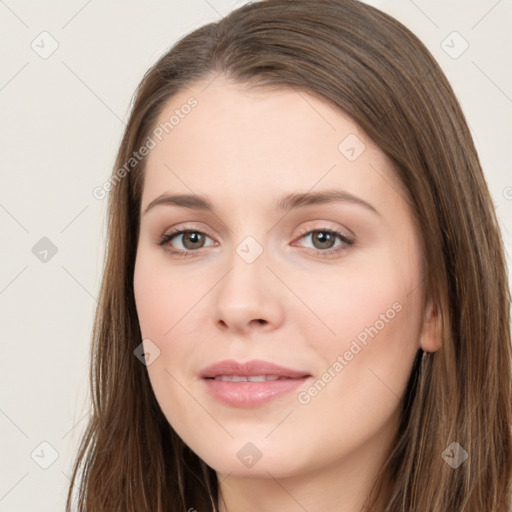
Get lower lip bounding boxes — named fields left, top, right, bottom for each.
left=203, top=377, right=310, bottom=407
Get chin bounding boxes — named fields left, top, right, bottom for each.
left=194, top=440, right=311, bottom=479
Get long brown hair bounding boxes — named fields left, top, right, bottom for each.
left=66, top=0, right=512, bottom=510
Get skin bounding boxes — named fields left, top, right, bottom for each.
left=133, top=75, right=442, bottom=512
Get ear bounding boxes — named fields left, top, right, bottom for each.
left=419, top=297, right=443, bottom=353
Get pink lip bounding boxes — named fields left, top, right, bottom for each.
left=199, top=359, right=310, bottom=379
left=200, top=359, right=312, bottom=408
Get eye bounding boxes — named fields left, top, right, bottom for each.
left=293, top=227, right=355, bottom=257
left=157, top=225, right=355, bottom=259
left=157, top=228, right=216, bottom=257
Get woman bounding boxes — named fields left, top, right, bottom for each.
left=66, top=0, right=512, bottom=510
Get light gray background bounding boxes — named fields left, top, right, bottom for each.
left=1, top=1, right=511, bottom=510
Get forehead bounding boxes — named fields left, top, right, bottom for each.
left=141, top=76, right=406, bottom=212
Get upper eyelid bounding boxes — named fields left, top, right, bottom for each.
left=166, top=219, right=351, bottom=236
left=166, top=224, right=345, bottom=236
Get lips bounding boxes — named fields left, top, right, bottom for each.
left=200, top=359, right=312, bottom=408
left=199, top=359, right=311, bottom=379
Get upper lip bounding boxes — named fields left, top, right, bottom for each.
left=200, top=359, right=311, bottom=379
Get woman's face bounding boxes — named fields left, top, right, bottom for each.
left=133, top=76, right=440, bottom=484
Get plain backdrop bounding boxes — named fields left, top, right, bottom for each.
left=0, top=1, right=511, bottom=510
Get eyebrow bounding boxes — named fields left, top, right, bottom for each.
left=143, top=189, right=380, bottom=216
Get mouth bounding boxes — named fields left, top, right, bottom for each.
left=200, top=359, right=312, bottom=407
left=206, top=375, right=299, bottom=382
left=199, top=358, right=310, bottom=379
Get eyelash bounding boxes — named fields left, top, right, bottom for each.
left=157, top=225, right=355, bottom=259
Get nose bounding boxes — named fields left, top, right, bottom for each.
left=212, top=246, right=285, bottom=334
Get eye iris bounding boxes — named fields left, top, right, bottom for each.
left=313, top=231, right=335, bottom=250
left=183, top=232, right=204, bottom=249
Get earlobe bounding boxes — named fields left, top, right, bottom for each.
left=420, top=299, right=443, bottom=353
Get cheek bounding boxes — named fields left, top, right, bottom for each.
left=133, top=252, right=196, bottom=340
left=291, top=252, right=421, bottom=350
left=287, top=284, right=421, bottom=473
left=296, top=256, right=423, bottom=420
left=293, top=246, right=424, bottom=396
left=133, top=255, right=200, bottom=434
left=133, top=251, right=210, bottom=404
